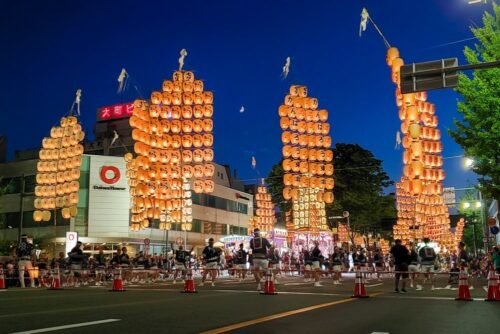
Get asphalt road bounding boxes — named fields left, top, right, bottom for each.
left=1, top=274, right=499, bottom=334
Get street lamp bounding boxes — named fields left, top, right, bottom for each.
left=463, top=157, right=474, bottom=169
left=462, top=200, right=482, bottom=256
left=159, top=210, right=172, bottom=257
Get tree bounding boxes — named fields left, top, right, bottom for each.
left=266, top=161, right=290, bottom=225
left=266, top=143, right=396, bottom=234
left=449, top=3, right=500, bottom=200
left=329, top=143, right=395, bottom=235
left=458, top=191, right=484, bottom=254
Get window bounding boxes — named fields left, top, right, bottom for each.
left=192, top=193, right=248, bottom=214
left=0, top=212, right=20, bottom=229
left=79, top=172, right=90, bottom=189
left=0, top=177, right=21, bottom=194
left=191, top=219, right=202, bottom=233
left=192, top=193, right=202, bottom=206
left=24, top=175, right=36, bottom=193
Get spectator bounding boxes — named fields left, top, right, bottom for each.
left=390, top=239, right=409, bottom=293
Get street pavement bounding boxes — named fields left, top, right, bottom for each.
left=1, top=273, right=499, bottom=334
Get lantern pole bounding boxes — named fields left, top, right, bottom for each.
left=18, top=174, right=25, bottom=243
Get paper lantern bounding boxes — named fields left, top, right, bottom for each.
left=386, top=47, right=400, bottom=66
left=42, top=210, right=51, bottom=222
left=204, top=180, right=215, bottom=193
left=193, top=80, right=204, bottom=92
left=33, top=210, right=43, bottom=222
left=409, top=124, right=421, bottom=139
left=323, top=192, right=334, bottom=204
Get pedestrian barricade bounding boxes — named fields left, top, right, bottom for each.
left=485, top=266, right=499, bottom=302
left=109, top=269, right=125, bottom=292
left=455, top=265, right=472, bottom=301
left=351, top=267, right=368, bottom=298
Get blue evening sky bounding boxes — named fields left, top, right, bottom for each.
left=0, top=0, right=487, bottom=190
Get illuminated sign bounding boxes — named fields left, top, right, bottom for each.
left=65, top=232, right=78, bottom=255
left=97, top=102, right=134, bottom=121
left=100, top=166, right=121, bottom=184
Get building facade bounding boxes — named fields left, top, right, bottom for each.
left=0, top=155, right=252, bottom=256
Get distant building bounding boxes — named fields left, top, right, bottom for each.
left=0, top=102, right=253, bottom=256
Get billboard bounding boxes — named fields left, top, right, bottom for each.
left=88, top=155, right=130, bottom=238
left=97, top=102, right=134, bottom=122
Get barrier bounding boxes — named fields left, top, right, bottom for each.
left=48, top=268, right=63, bottom=290
left=455, top=266, right=472, bottom=301
left=181, top=269, right=197, bottom=293
left=351, top=267, right=368, bottom=298
left=109, top=269, right=126, bottom=292
left=484, top=267, right=499, bottom=302
left=260, top=268, right=277, bottom=295
left=0, top=270, right=6, bottom=290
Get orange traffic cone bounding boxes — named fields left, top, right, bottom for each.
left=0, top=269, right=7, bottom=290
left=110, top=269, right=126, bottom=292
left=47, top=268, right=63, bottom=290
left=260, top=268, right=277, bottom=295
left=484, top=266, right=499, bottom=302
left=352, top=267, right=368, bottom=298
left=181, top=269, right=197, bottom=293
left=455, top=265, right=472, bottom=301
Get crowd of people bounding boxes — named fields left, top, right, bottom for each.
left=1, top=233, right=499, bottom=292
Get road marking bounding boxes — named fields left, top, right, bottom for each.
left=483, top=286, right=488, bottom=292
left=215, top=289, right=341, bottom=296
left=200, top=298, right=355, bottom=334
left=285, top=282, right=313, bottom=286
left=10, top=319, right=121, bottom=334
left=371, top=332, right=390, bottom=334
left=366, top=283, right=384, bottom=287
left=379, top=295, right=486, bottom=302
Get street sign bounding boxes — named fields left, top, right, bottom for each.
left=488, top=217, right=497, bottom=227
left=65, top=232, right=78, bottom=255
left=400, top=58, right=458, bottom=94
left=443, top=187, right=456, bottom=207
left=490, top=226, right=499, bottom=235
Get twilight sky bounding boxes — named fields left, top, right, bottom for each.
left=0, top=0, right=486, bottom=191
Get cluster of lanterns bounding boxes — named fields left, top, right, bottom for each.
left=279, top=85, right=334, bottom=232
left=387, top=47, right=455, bottom=248
left=33, top=116, right=85, bottom=222
left=127, top=70, right=214, bottom=231
left=252, top=186, right=275, bottom=232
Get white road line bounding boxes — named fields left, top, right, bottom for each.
left=215, top=289, right=341, bottom=296
left=371, top=332, right=390, bottom=334
left=10, top=319, right=121, bottom=334
left=366, top=283, right=384, bottom=288
left=381, top=295, right=486, bottom=302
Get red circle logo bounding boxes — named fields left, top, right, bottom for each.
left=100, top=166, right=120, bottom=184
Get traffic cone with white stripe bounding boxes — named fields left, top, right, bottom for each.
left=181, top=269, right=197, bottom=293
left=48, top=267, right=63, bottom=290
left=260, top=268, right=277, bottom=295
left=484, top=266, right=499, bottom=302
left=351, top=266, right=368, bottom=298
left=110, top=269, right=126, bottom=292
left=0, top=269, right=6, bottom=290
left=455, top=265, right=472, bottom=301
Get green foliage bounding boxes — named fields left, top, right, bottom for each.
left=449, top=3, right=500, bottom=200
left=330, top=143, right=395, bottom=233
left=458, top=190, right=484, bottom=252
left=266, top=143, right=396, bottom=232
